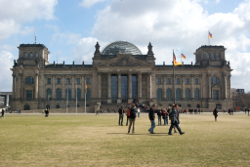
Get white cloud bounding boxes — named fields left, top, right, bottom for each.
left=0, top=50, right=14, bottom=91
left=0, top=0, right=58, bottom=40
left=215, top=0, right=220, bottom=4
left=89, top=0, right=250, bottom=90
left=79, top=0, right=107, bottom=8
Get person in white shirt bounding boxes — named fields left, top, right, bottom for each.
left=137, top=108, right=140, bottom=117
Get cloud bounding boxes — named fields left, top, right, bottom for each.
left=52, top=33, right=82, bottom=45
left=90, top=0, right=250, bottom=90
left=0, top=50, right=14, bottom=91
left=79, top=0, right=107, bottom=8
left=0, top=0, right=58, bottom=40
left=215, top=0, right=220, bottom=3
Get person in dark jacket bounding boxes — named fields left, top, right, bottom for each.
left=157, top=109, right=162, bottom=125
left=213, top=108, right=218, bottom=121
left=126, top=106, right=131, bottom=126
left=148, top=104, right=156, bottom=134
left=45, top=108, right=49, bottom=117
left=168, top=104, right=184, bottom=135
left=1, top=108, right=5, bottom=118
left=118, top=105, right=125, bottom=126
left=128, top=104, right=137, bottom=134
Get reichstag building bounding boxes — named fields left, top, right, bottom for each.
left=11, top=41, right=233, bottom=111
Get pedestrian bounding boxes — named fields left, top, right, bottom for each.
left=165, top=108, right=169, bottom=125
left=157, top=109, right=162, bottom=125
left=128, top=104, right=137, bottom=134
left=126, top=106, right=130, bottom=126
left=137, top=107, right=140, bottom=117
left=118, top=105, right=125, bottom=126
left=45, top=108, right=49, bottom=117
left=213, top=108, right=218, bottom=121
left=168, top=104, right=185, bottom=135
left=162, top=109, right=166, bottom=125
left=148, top=104, right=156, bottom=134
left=1, top=108, right=5, bottom=118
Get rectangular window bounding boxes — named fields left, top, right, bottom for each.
left=47, top=78, right=51, bottom=84
left=177, top=78, right=180, bottom=84
left=26, top=90, right=32, bottom=100
left=158, top=78, right=161, bottom=84
left=67, top=78, right=70, bottom=84
left=186, top=78, right=189, bottom=84
left=216, top=104, right=222, bottom=109
left=86, top=78, right=90, bottom=84
left=167, top=78, right=171, bottom=84
left=77, top=78, right=80, bottom=84
left=57, top=78, right=61, bottom=84
left=195, top=78, right=199, bottom=84
left=213, top=90, right=219, bottom=100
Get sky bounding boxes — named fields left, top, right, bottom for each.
left=0, top=0, right=250, bottom=92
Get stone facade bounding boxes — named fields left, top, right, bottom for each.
left=10, top=41, right=233, bottom=111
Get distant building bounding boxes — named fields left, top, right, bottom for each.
left=0, top=92, right=12, bottom=107
left=231, top=88, right=245, bottom=107
left=11, top=41, right=233, bottom=111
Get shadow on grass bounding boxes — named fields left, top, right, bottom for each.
left=107, top=133, right=169, bottom=136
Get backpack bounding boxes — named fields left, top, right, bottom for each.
left=130, top=108, right=136, bottom=119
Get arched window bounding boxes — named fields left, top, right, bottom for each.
left=176, top=89, right=181, bottom=101
left=77, top=88, right=81, bottom=101
left=47, top=89, right=52, bottom=101
left=157, top=88, right=162, bottom=101
left=24, top=52, right=27, bottom=57
left=35, top=52, right=38, bottom=57
left=30, top=52, right=33, bottom=57
left=56, top=89, right=62, bottom=101
left=212, top=53, right=215, bottom=59
left=66, top=89, right=71, bottom=101
left=167, top=89, right=172, bottom=101
left=25, top=76, right=34, bottom=84
left=86, top=88, right=91, bottom=101
left=194, top=89, right=199, bottom=100
left=216, top=53, right=220, bottom=59
left=185, top=89, right=190, bottom=100
left=207, top=53, right=210, bottom=59
left=211, top=77, right=219, bottom=84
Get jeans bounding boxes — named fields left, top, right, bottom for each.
left=128, top=119, right=135, bottom=133
left=168, top=121, right=182, bottom=134
left=119, top=114, right=123, bottom=125
left=158, top=116, right=161, bottom=125
left=148, top=120, right=156, bottom=133
left=164, top=118, right=168, bottom=125
left=126, top=116, right=129, bottom=126
left=138, top=112, right=140, bottom=117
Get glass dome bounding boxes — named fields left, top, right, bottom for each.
left=101, top=41, right=142, bottom=55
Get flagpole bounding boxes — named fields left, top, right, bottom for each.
left=208, top=30, right=210, bottom=45
left=173, top=49, right=176, bottom=104
left=85, top=79, right=86, bottom=114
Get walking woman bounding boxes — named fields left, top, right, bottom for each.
left=213, top=108, right=218, bottom=121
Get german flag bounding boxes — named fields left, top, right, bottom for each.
left=181, top=54, right=186, bottom=59
left=173, top=52, right=183, bottom=66
left=209, top=31, right=212, bottom=39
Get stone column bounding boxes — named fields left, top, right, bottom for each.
left=128, top=73, right=132, bottom=102
left=191, top=75, right=194, bottom=100
left=81, top=75, right=85, bottom=100
left=6, top=94, right=9, bottom=106
left=35, top=73, right=39, bottom=100
left=62, top=76, right=65, bottom=100
left=71, top=75, right=75, bottom=100
left=117, top=72, right=121, bottom=103
left=208, top=74, right=211, bottom=99
left=107, top=73, right=111, bottom=103
left=19, top=73, right=23, bottom=99
left=12, top=74, right=16, bottom=99
left=138, top=72, right=142, bottom=99
left=52, top=75, right=56, bottom=100
left=224, top=73, right=227, bottom=99
left=182, top=76, right=185, bottom=100
left=148, top=73, right=153, bottom=100
left=229, top=75, right=232, bottom=99
left=163, top=75, right=167, bottom=100
left=98, top=73, right=102, bottom=100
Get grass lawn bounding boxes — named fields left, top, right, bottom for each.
left=0, top=113, right=250, bottom=167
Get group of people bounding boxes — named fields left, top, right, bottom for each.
left=118, top=103, right=185, bottom=135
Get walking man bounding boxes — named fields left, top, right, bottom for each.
left=118, top=105, right=125, bottom=126
left=128, top=104, right=137, bottom=134
left=148, top=104, right=156, bottom=134
left=157, top=109, right=162, bottom=125
left=1, top=108, right=5, bottom=118
left=168, top=104, right=185, bottom=135
left=137, top=107, right=140, bottom=117
left=213, top=108, right=218, bottom=121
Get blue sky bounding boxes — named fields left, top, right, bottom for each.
left=0, top=0, right=250, bottom=92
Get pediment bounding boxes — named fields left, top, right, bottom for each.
left=98, top=55, right=151, bottom=67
